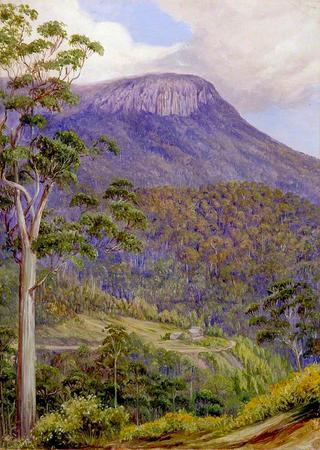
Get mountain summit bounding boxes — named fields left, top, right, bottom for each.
left=83, top=73, right=221, bottom=117
left=50, top=73, right=320, bottom=201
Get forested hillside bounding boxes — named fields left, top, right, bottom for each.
left=2, top=180, right=320, bottom=336
left=88, top=181, right=320, bottom=334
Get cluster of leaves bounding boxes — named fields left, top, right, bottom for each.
left=28, top=178, right=146, bottom=287
left=246, top=280, right=319, bottom=370
left=0, top=3, right=103, bottom=114
left=33, top=396, right=128, bottom=448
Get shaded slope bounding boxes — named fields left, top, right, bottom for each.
left=48, top=73, right=320, bottom=202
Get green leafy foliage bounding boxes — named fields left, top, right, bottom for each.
left=95, top=182, right=320, bottom=337
left=121, top=411, right=230, bottom=442
left=122, top=365, right=320, bottom=444
left=247, top=280, right=319, bottom=370
left=33, top=396, right=128, bottom=448
left=0, top=326, right=16, bottom=437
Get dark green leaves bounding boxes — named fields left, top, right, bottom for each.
left=37, top=20, right=67, bottom=39
left=33, top=131, right=87, bottom=183
left=55, top=131, right=87, bottom=154
left=110, top=201, right=146, bottom=229
left=70, top=34, right=104, bottom=56
left=104, top=179, right=137, bottom=203
left=4, top=95, right=34, bottom=111
left=1, top=146, right=30, bottom=164
left=20, top=114, right=47, bottom=129
left=92, top=135, right=120, bottom=156
left=70, top=193, right=99, bottom=209
left=33, top=216, right=97, bottom=260
left=7, top=74, right=33, bottom=89
left=80, top=213, right=118, bottom=239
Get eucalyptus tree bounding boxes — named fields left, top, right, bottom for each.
left=0, top=3, right=146, bottom=437
left=101, top=325, right=130, bottom=408
left=246, top=280, right=318, bottom=371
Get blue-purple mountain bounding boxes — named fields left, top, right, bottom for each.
left=50, top=73, right=320, bottom=201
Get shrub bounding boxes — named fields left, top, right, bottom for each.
left=160, top=332, right=171, bottom=341
left=121, top=412, right=232, bottom=441
left=121, top=366, right=320, bottom=444
left=32, top=412, right=71, bottom=449
left=235, top=364, right=320, bottom=428
left=33, top=396, right=129, bottom=448
left=206, top=324, right=225, bottom=338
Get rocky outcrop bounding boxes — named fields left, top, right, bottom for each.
left=48, top=73, right=320, bottom=203
left=83, top=73, right=220, bottom=117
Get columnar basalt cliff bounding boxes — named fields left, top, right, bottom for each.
left=49, top=73, right=320, bottom=202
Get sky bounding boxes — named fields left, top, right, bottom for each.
left=4, top=0, right=320, bottom=157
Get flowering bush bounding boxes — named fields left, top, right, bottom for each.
left=235, top=365, right=320, bottom=428
left=33, top=396, right=128, bottom=448
left=121, top=412, right=231, bottom=441
left=122, top=366, right=320, bottom=443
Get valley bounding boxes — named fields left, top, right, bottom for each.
left=0, top=4, right=319, bottom=446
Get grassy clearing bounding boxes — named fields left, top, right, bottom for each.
left=36, top=313, right=234, bottom=368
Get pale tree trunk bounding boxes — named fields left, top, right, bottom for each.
left=292, top=346, right=302, bottom=372
left=16, top=244, right=36, bottom=438
left=114, top=357, right=118, bottom=408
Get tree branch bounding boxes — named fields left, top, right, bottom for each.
left=30, top=182, right=53, bottom=240
left=30, top=261, right=66, bottom=294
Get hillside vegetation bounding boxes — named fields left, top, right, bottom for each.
left=120, top=365, right=320, bottom=449
left=87, top=181, right=320, bottom=334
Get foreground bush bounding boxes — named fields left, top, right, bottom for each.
left=122, top=365, right=320, bottom=442
left=33, top=396, right=128, bottom=448
left=235, top=364, right=320, bottom=427
left=121, top=412, right=232, bottom=441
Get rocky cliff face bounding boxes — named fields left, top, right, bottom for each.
left=86, top=74, right=220, bottom=117
left=49, top=73, right=320, bottom=202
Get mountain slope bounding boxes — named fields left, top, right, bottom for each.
left=48, top=73, right=320, bottom=201
left=87, top=182, right=320, bottom=334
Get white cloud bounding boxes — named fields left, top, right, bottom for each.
left=2, top=0, right=319, bottom=155
left=154, top=0, right=320, bottom=111
left=2, top=0, right=181, bottom=82
left=4, top=0, right=319, bottom=110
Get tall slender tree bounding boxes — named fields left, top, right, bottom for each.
left=0, top=3, right=146, bottom=437
left=246, top=280, right=318, bottom=371
left=101, top=325, right=130, bottom=408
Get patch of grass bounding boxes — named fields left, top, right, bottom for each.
left=36, top=313, right=239, bottom=370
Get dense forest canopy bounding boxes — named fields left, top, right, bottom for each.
left=86, top=181, right=320, bottom=333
